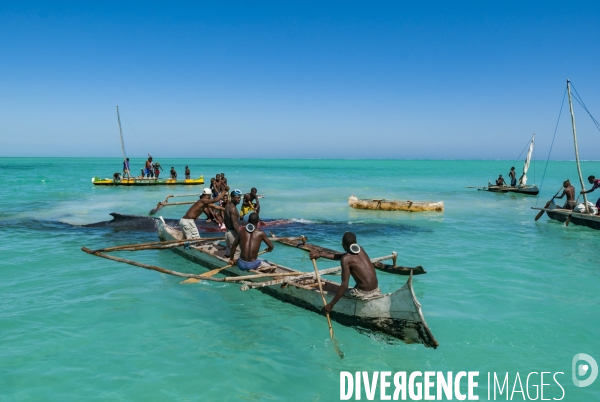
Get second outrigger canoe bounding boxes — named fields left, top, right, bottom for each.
left=92, top=176, right=205, bottom=186
left=156, top=218, right=439, bottom=348
left=348, top=195, right=444, bottom=212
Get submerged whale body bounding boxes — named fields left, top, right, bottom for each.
left=82, top=213, right=294, bottom=232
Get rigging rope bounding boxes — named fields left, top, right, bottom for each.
left=511, top=136, right=534, bottom=168
left=535, top=87, right=567, bottom=206
left=570, top=84, right=600, bottom=133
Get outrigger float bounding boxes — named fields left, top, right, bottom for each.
left=348, top=196, right=444, bottom=212
left=81, top=218, right=439, bottom=348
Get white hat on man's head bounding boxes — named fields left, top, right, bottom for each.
left=202, top=188, right=212, bottom=195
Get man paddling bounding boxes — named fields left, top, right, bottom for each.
left=309, top=232, right=380, bottom=314
left=581, top=175, right=600, bottom=214
left=229, top=213, right=274, bottom=270
left=179, top=189, right=225, bottom=239
left=554, top=180, right=576, bottom=210
left=240, top=187, right=260, bottom=220
left=224, top=189, right=243, bottom=258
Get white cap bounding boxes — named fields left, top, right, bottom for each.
left=202, top=188, right=212, bottom=195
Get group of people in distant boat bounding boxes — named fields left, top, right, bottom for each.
left=113, top=155, right=193, bottom=181
left=554, top=175, right=600, bottom=214
left=495, top=167, right=526, bottom=187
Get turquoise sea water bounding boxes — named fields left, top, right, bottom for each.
left=0, top=158, right=599, bottom=401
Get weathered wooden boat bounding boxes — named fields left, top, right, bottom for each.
left=532, top=80, right=600, bottom=230
left=155, top=218, right=439, bottom=348
left=479, top=183, right=539, bottom=196
left=348, top=196, right=444, bottom=212
left=475, top=134, right=539, bottom=196
left=270, top=234, right=427, bottom=276
left=92, top=176, right=205, bottom=186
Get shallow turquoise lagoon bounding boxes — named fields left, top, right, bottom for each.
left=0, top=158, right=598, bottom=401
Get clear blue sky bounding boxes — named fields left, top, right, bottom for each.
left=1, top=1, right=599, bottom=159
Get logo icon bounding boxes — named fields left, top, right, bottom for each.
left=572, top=353, right=598, bottom=387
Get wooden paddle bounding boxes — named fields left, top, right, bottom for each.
left=311, top=259, right=344, bottom=359
left=535, top=186, right=564, bottom=221
left=181, top=249, right=269, bottom=284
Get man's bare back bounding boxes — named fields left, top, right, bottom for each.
left=183, top=192, right=224, bottom=220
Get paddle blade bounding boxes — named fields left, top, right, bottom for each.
left=181, top=278, right=200, bottom=284
left=565, top=215, right=572, bottom=226
left=535, top=200, right=552, bottom=221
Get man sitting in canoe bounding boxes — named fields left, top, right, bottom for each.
left=224, top=189, right=243, bottom=258
left=496, top=175, right=506, bottom=186
left=554, top=180, right=576, bottom=210
left=179, top=188, right=225, bottom=238
left=309, top=232, right=381, bottom=313
left=229, top=213, right=274, bottom=270
left=581, top=175, right=600, bottom=214
left=240, top=187, right=260, bottom=220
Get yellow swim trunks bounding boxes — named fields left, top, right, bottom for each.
left=240, top=204, right=255, bottom=217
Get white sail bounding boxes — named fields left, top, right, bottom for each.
left=520, top=134, right=534, bottom=185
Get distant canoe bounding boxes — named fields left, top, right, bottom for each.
left=92, top=176, right=204, bottom=186
left=348, top=195, right=444, bottom=212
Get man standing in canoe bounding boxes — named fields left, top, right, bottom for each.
left=229, top=213, right=274, bottom=270
left=508, top=167, right=516, bottom=187
left=224, top=189, right=243, bottom=258
left=145, top=157, right=153, bottom=178
left=581, top=175, right=600, bottom=214
left=554, top=180, right=576, bottom=210
left=179, top=189, right=225, bottom=239
left=240, top=187, right=260, bottom=220
left=185, top=166, right=191, bottom=180
left=123, top=158, right=130, bottom=179
left=170, top=167, right=177, bottom=179
left=309, top=232, right=381, bottom=313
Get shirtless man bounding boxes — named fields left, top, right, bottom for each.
left=153, top=162, right=163, bottom=178
left=170, top=167, right=177, bottom=179
left=509, top=167, right=516, bottom=187
left=179, top=188, right=224, bottom=238
left=581, top=175, right=600, bottom=213
left=496, top=175, right=506, bottom=186
left=185, top=166, right=191, bottom=180
left=309, top=232, right=380, bottom=314
left=123, top=158, right=131, bottom=178
left=224, top=189, right=243, bottom=258
left=145, top=157, right=153, bottom=178
left=554, top=180, right=576, bottom=210
left=240, top=187, right=260, bottom=220
left=229, top=213, right=274, bottom=270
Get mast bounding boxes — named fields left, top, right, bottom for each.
left=116, top=106, right=127, bottom=163
left=566, top=80, right=589, bottom=212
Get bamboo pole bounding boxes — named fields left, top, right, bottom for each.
left=567, top=79, right=590, bottom=213
left=92, top=237, right=224, bottom=253
left=312, top=259, right=344, bottom=359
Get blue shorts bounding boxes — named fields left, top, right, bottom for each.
left=144, top=168, right=152, bottom=175
left=237, top=258, right=264, bottom=271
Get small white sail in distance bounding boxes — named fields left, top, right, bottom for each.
left=520, top=134, right=534, bottom=186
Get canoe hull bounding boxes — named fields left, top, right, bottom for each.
left=348, top=196, right=444, bottom=212
left=482, top=185, right=539, bottom=196
left=156, top=219, right=438, bottom=348
left=92, top=176, right=205, bottom=186
left=545, top=201, right=600, bottom=230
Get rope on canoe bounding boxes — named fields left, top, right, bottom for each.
left=535, top=86, right=567, bottom=207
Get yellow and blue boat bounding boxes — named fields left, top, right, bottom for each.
left=92, top=175, right=204, bottom=186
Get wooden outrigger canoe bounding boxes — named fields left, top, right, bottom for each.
left=348, top=195, right=444, bottom=212
left=155, top=218, right=439, bottom=348
left=269, top=234, right=427, bottom=276
left=92, top=176, right=205, bottom=186
left=478, top=182, right=539, bottom=196
left=532, top=200, right=600, bottom=230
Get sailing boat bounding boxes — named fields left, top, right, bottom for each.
left=91, top=106, right=204, bottom=186
left=532, top=80, right=600, bottom=230
left=478, top=134, right=540, bottom=196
